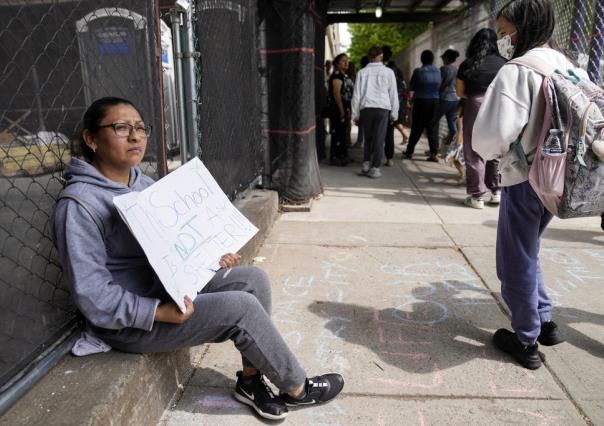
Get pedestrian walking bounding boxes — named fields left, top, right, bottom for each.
left=328, top=53, right=354, bottom=166
left=403, top=50, right=441, bottom=162
left=382, top=45, right=408, bottom=166
left=472, top=0, right=589, bottom=369
left=435, top=49, right=460, bottom=150
left=456, top=28, right=506, bottom=209
left=51, top=97, right=345, bottom=420
left=351, top=46, right=399, bottom=179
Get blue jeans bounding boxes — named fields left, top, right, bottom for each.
left=436, top=99, right=459, bottom=143
left=496, top=182, right=553, bottom=345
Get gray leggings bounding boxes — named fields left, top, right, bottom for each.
left=95, top=266, right=306, bottom=392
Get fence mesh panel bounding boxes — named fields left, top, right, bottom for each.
left=0, top=0, right=164, bottom=390
left=193, top=0, right=263, bottom=199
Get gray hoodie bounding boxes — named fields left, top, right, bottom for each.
left=52, top=158, right=167, bottom=331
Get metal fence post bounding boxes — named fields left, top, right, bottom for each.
left=490, top=0, right=498, bottom=29
left=588, top=0, right=604, bottom=83
left=176, top=0, right=199, bottom=161
left=170, top=8, right=189, bottom=165
left=571, top=0, right=589, bottom=63
left=257, top=16, right=271, bottom=187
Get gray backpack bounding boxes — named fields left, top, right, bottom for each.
left=509, top=56, right=604, bottom=219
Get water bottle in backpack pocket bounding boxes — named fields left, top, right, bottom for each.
left=536, top=129, right=566, bottom=196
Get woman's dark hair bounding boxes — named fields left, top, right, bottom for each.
left=332, top=53, right=348, bottom=71
left=420, top=50, right=434, bottom=65
left=497, top=0, right=555, bottom=59
left=79, top=97, right=142, bottom=161
left=463, top=28, right=499, bottom=79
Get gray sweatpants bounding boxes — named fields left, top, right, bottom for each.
left=95, top=266, right=307, bottom=393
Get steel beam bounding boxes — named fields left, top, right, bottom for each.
left=327, top=11, right=448, bottom=23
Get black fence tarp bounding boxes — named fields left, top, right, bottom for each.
left=259, top=0, right=323, bottom=203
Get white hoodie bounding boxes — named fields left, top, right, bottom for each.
left=472, top=47, right=589, bottom=187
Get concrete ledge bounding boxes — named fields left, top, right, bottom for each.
left=1, top=189, right=279, bottom=426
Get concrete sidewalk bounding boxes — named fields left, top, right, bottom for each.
left=160, top=134, right=604, bottom=425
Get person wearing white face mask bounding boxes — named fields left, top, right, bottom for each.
left=472, top=0, right=589, bottom=370
left=497, top=30, right=517, bottom=60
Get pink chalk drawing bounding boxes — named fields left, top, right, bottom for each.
left=195, top=395, right=242, bottom=410
left=379, top=351, right=430, bottom=362
left=417, top=409, right=427, bottom=426
left=483, top=349, right=539, bottom=396
left=370, top=363, right=444, bottom=389
left=373, top=311, right=432, bottom=346
left=514, top=409, right=560, bottom=425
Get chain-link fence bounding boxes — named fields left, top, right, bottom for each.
left=0, top=0, right=164, bottom=393
left=186, top=0, right=263, bottom=199
left=490, top=0, right=604, bottom=85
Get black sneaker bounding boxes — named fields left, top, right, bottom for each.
left=280, top=373, right=344, bottom=407
left=538, top=321, right=565, bottom=346
left=493, top=328, right=542, bottom=370
left=233, top=371, right=288, bottom=420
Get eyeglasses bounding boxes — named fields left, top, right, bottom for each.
left=98, top=122, right=152, bottom=137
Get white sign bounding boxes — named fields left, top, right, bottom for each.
left=113, top=158, right=258, bottom=312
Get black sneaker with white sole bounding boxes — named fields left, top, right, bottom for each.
left=280, top=373, right=344, bottom=407
left=493, top=328, right=541, bottom=370
left=233, top=371, right=288, bottom=420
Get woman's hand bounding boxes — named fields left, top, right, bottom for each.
left=219, top=253, right=241, bottom=269
left=154, top=296, right=194, bottom=324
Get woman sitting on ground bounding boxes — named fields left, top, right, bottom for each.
left=51, top=97, right=344, bottom=420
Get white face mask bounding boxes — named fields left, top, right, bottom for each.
left=497, top=32, right=516, bottom=60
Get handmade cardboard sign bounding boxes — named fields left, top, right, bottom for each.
left=113, top=158, right=258, bottom=312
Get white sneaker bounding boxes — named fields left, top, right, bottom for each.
left=385, top=159, right=394, bottom=167
left=361, top=161, right=371, bottom=174
left=368, top=167, right=381, bottom=178
left=489, top=191, right=501, bottom=205
left=464, top=196, right=484, bottom=209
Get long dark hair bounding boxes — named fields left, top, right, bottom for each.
left=79, top=97, right=142, bottom=162
left=497, top=0, right=555, bottom=59
left=463, top=28, right=499, bottom=79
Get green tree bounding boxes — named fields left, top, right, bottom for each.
left=347, top=23, right=429, bottom=66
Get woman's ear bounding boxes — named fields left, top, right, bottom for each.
left=82, top=129, right=97, bottom=153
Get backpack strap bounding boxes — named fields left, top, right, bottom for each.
left=508, top=56, right=556, bottom=76
left=507, top=57, right=557, bottom=168
left=58, top=194, right=105, bottom=239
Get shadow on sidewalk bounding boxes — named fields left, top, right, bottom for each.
left=308, top=287, right=604, bottom=374
left=308, top=282, right=505, bottom=374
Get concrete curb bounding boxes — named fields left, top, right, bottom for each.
left=0, top=189, right=279, bottom=426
